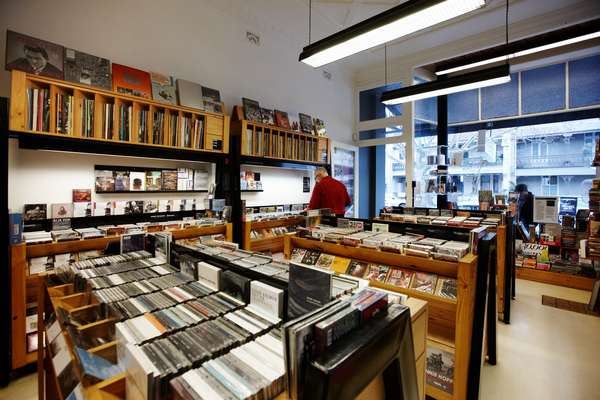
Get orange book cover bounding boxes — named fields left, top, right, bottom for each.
left=112, top=63, right=151, bottom=99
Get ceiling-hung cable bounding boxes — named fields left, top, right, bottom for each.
left=309, top=0, right=312, bottom=44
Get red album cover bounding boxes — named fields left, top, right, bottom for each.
left=112, top=63, right=151, bottom=99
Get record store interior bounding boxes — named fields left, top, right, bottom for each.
left=1, top=0, right=600, bottom=399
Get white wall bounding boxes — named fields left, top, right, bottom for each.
left=0, top=0, right=354, bottom=211
left=7, top=140, right=215, bottom=211
left=240, top=165, right=314, bottom=207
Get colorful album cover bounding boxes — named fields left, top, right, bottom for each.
left=315, top=253, right=335, bottom=269
left=364, top=264, right=391, bottom=282
left=410, top=272, right=438, bottom=293
left=260, top=108, right=274, bottom=125
left=112, top=63, right=151, bottom=98
left=426, top=342, right=455, bottom=394
left=113, top=171, right=130, bottom=192
left=345, top=260, right=368, bottom=278
left=330, top=256, right=351, bottom=274
left=290, top=248, right=307, bottom=263
left=5, top=30, right=63, bottom=79
left=313, top=117, right=326, bottom=137
left=150, top=72, right=177, bottom=105
left=386, top=268, right=414, bottom=289
left=72, top=189, right=91, bottom=202
left=242, top=98, right=261, bottom=122
left=63, top=48, right=111, bottom=89
left=161, top=170, right=178, bottom=191
left=145, top=171, right=162, bottom=191
left=300, top=250, right=321, bottom=266
left=95, top=170, right=115, bottom=192
left=435, top=278, right=457, bottom=300
left=274, top=110, right=291, bottom=129
left=144, top=200, right=158, bottom=213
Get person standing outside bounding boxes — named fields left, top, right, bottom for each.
left=515, top=183, right=534, bottom=226
left=308, top=167, right=351, bottom=217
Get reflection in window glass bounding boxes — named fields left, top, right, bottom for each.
left=333, top=147, right=356, bottom=217
left=385, top=142, right=406, bottom=207
left=359, top=83, right=402, bottom=121
left=447, top=119, right=599, bottom=209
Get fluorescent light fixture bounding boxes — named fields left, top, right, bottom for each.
left=435, top=19, right=600, bottom=75
left=381, top=65, right=510, bottom=105
left=299, top=0, right=486, bottom=68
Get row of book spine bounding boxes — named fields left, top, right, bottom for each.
left=103, top=104, right=114, bottom=140
left=138, top=109, right=149, bottom=143
left=56, top=93, right=73, bottom=134
left=119, top=105, right=132, bottom=141
left=27, top=88, right=50, bottom=132
left=180, top=117, right=205, bottom=149
left=245, top=128, right=320, bottom=162
left=152, top=111, right=165, bottom=145
left=81, top=98, right=94, bottom=138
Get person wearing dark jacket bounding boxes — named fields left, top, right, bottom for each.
left=515, top=183, right=534, bottom=226
left=308, top=167, right=351, bottom=217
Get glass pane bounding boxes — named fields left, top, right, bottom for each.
left=522, top=63, right=566, bottom=114
left=448, top=89, right=479, bottom=124
left=569, top=54, right=600, bottom=108
left=481, top=73, right=519, bottom=119
left=333, top=147, right=356, bottom=217
left=359, top=82, right=402, bottom=122
left=413, top=131, right=438, bottom=208
left=385, top=142, right=406, bottom=207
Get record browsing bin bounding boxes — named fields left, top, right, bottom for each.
left=284, top=235, right=479, bottom=400
left=9, top=70, right=229, bottom=154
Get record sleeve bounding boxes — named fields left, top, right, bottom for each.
left=112, top=63, right=151, bottom=99
left=51, top=203, right=73, bottom=219
left=287, top=262, right=332, bottom=319
left=145, top=171, right=162, bottom=191
left=434, top=277, right=457, bottom=300
left=298, top=113, right=313, bottom=134
left=23, top=203, right=47, bottom=221
left=95, top=170, right=115, bottom=192
left=364, top=264, right=390, bottom=282
left=63, top=48, right=111, bottom=89
left=410, top=272, right=438, bottom=293
left=150, top=72, right=177, bottom=105
left=345, top=260, right=368, bottom=278
left=242, top=98, right=261, bottom=122
left=274, top=110, right=291, bottom=129
left=386, top=268, right=414, bottom=289
left=129, top=171, right=146, bottom=191
left=177, top=79, right=204, bottom=110
left=114, top=171, right=130, bottom=192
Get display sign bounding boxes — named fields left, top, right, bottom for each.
left=303, top=176, right=310, bottom=193
left=559, top=196, right=577, bottom=216
left=533, top=196, right=559, bottom=224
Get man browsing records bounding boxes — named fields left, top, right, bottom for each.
left=308, top=167, right=351, bottom=217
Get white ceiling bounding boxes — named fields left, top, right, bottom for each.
left=219, top=0, right=598, bottom=75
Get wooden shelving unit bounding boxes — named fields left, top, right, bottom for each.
left=10, top=223, right=232, bottom=371
left=230, top=106, right=330, bottom=166
left=284, top=236, right=480, bottom=400
left=515, top=267, right=596, bottom=291
left=241, top=215, right=304, bottom=252
left=9, top=71, right=230, bottom=155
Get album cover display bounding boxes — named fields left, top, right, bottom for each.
left=51, top=203, right=73, bottom=219
left=145, top=171, right=162, bottom=191
left=274, top=110, right=291, bottom=129
left=426, top=341, right=455, bottom=394
left=112, top=63, right=151, bottom=98
left=129, top=171, right=146, bottom=191
left=313, top=117, right=326, bottom=137
left=72, top=189, right=91, bottom=202
left=410, top=272, right=438, bottom=293
left=300, top=250, right=321, bottom=266
left=23, top=203, right=47, bottom=221
left=242, top=98, right=261, bottom=122
left=386, top=268, right=414, bottom=289
left=176, top=79, right=204, bottom=110
left=315, top=253, right=335, bottom=269
left=364, top=264, right=390, bottom=282
left=345, top=260, right=368, bottom=277
left=201, top=86, right=223, bottom=113
left=288, top=262, right=332, bottom=319
left=150, top=72, right=177, bottom=105
left=63, top=48, right=111, bottom=89
left=435, top=277, right=457, bottom=300
left=5, top=30, right=63, bottom=79
left=114, top=171, right=130, bottom=192
left=161, top=170, right=178, bottom=191
left=298, top=113, right=313, bottom=134
left=260, top=108, right=274, bottom=125
left=73, top=202, right=93, bottom=218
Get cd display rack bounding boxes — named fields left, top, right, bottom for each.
left=9, top=71, right=230, bottom=155
left=242, top=215, right=305, bottom=252
left=10, top=223, right=232, bottom=372
left=230, top=106, right=330, bottom=166
left=284, top=235, right=479, bottom=400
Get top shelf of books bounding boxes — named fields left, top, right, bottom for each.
left=8, top=71, right=230, bottom=154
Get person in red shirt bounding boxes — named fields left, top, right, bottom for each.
left=308, top=167, right=351, bottom=216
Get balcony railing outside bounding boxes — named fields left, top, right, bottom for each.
left=517, top=154, right=593, bottom=168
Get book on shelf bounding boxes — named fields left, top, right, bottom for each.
left=102, top=103, right=114, bottom=139
left=81, top=97, right=94, bottom=137
left=55, top=92, right=72, bottom=134
left=170, top=112, right=178, bottom=146
left=27, top=87, right=50, bottom=132
left=118, top=104, right=132, bottom=141
left=138, top=108, right=148, bottom=143
left=152, top=109, right=164, bottom=144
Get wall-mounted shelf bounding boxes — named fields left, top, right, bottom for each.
left=240, top=189, right=264, bottom=193
left=96, top=190, right=208, bottom=194
left=9, top=71, right=230, bottom=160
left=230, top=105, right=330, bottom=166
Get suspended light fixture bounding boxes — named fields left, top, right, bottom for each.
left=381, top=64, right=511, bottom=105
left=435, top=18, right=600, bottom=75
left=299, top=0, right=486, bottom=68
